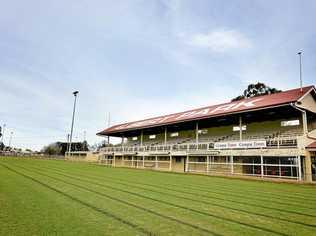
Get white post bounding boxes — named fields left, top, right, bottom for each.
left=279, top=158, right=281, bottom=177
left=230, top=156, right=234, bottom=174
left=260, top=155, right=264, bottom=178
left=302, top=111, right=308, bottom=135
left=185, top=155, right=189, bottom=172
left=122, top=155, right=124, bottom=166
left=132, top=156, right=134, bottom=168
left=155, top=156, right=158, bottom=169
left=142, top=156, right=145, bottom=168
left=239, top=116, right=242, bottom=141
left=113, top=154, right=116, bottom=167
left=140, top=130, right=143, bottom=146
left=169, top=155, right=172, bottom=171
left=206, top=156, right=209, bottom=174
left=297, top=156, right=302, bottom=181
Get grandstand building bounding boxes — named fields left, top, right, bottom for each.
left=97, top=86, right=316, bottom=182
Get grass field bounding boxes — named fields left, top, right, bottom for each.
left=0, top=158, right=316, bottom=236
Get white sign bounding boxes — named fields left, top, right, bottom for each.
left=233, top=125, right=246, bottom=131
left=170, top=132, right=179, bottom=137
left=281, top=120, right=300, bottom=127
left=214, top=140, right=266, bottom=149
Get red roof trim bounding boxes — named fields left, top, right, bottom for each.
left=306, top=141, right=316, bottom=149
left=97, top=86, right=314, bottom=135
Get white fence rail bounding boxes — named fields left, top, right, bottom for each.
left=100, top=137, right=299, bottom=153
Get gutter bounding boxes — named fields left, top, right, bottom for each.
left=290, top=103, right=316, bottom=140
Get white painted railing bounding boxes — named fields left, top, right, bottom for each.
left=100, top=137, right=299, bottom=153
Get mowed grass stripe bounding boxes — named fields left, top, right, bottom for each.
left=43, top=163, right=316, bottom=220
left=35, top=159, right=316, bottom=204
left=2, top=158, right=316, bottom=235
left=11, top=161, right=307, bottom=236
left=86, top=163, right=316, bottom=199
left=38, top=164, right=316, bottom=227
left=0, top=165, right=134, bottom=236
left=3, top=162, right=225, bottom=236
left=24, top=162, right=316, bottom=232
left=0, top=163, right=155, bottom=236
left=34, top=159, right=316, bottom=216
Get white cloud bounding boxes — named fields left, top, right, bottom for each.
left=187, top=29, right=252, bottom=52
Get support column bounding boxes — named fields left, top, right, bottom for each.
left=298, top=156, right=302, bottom=181
left=185, top=155, right=189, bottom=172
left=230, top=156, right=234, bottom=174
left=206, top=156, right=209, bottom=174
left=196, top=122, right=199, bottom=145
left=140, top=130, right=143, bottom=146
left=132, top=156, right=134, bottom=168
left=239, top=116, right=243, bottom=141
left=122, top=155, right=124, bottom=167
left=279, top=158, right=281, bottom=177
left=142, top=156, right=145, bottom=168
left=155, top=156, right=158, bottom=169
left=260, top=155, right=264, bottom=178
left=113, top=154, right=116, bottom=167
left=302, top=111, right=308, bottom=135
left=164, top=127, right=167, bottom=146
left=121, top=136, right=124, bottom=146
left=304, top=152, right=312, bottom=182
left=169, top=155, right=172, bottom=171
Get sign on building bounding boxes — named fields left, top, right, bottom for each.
left=214, top=140, right=267, bottom=149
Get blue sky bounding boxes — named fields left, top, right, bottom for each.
left=0, top=0, right=316, bottom=150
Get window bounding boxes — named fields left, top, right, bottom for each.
left=281, top=120, right=300, bottom=127
left=149, top=135, right=156, bottom=139
left=233, top=126, right=246, bottom=131
left=170, top=132, right=179, bottom=137
left=175, top=157, right=182, bottom=163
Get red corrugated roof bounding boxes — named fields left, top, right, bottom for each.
left=306, top=141, right=316, bottom=149
left=97, top=86, right=315, bottom=135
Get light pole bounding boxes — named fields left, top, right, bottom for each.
left=298, top=51, right=303, bottom=92
left=1, top=124, right=6, bottom=145
left=8, top=131, right=13, bottom=148
left=68, top=91, right=79, bottom=155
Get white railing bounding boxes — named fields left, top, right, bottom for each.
left=100, top=137, right=299, bottom=153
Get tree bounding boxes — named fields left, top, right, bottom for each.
left=41, top=141, right=90, bottom=155
left=41, top=143, right=62, bottom=155
left=231, top=82, right=281, bottom=101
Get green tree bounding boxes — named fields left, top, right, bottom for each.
left=231, top=82, right=281, bottom=101
left=41, top=143, right=62, bottom=155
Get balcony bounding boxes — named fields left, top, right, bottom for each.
left=100, top=137, right=299, bottom=154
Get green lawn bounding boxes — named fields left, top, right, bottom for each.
left=0, top=158, right=316, bottom=236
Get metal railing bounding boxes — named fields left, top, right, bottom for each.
left=100, top=137, right=299, bottom=153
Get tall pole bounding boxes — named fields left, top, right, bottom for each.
left=107, top=112, right=110, bottom=145
left=298, top=51, right=303, bottom=92
left=68, top=91, right=79, bottom=154
left=8, top=131, right=13, bottom=148
left=66, top=134, right=70, bottom=154
left=1, top=124, right=6, bottom=144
